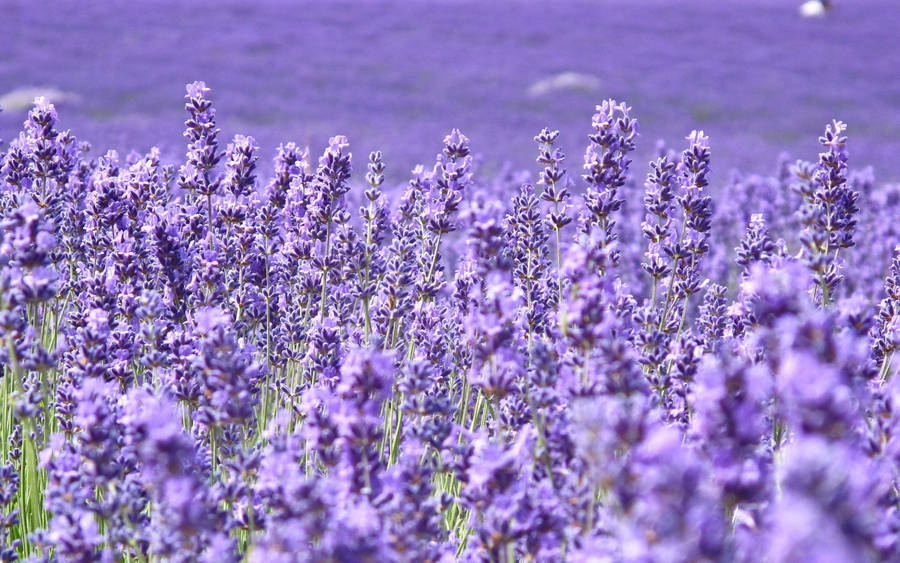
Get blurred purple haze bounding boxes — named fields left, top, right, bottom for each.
left=2, top=0, right=900, bottom=183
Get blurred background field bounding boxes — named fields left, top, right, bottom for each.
left=2, top=0, right=899, bottom=183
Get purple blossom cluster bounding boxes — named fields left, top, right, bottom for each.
left=1, top=84, right=900, bottom=562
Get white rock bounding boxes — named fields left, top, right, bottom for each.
left=527, top=72, right=601, bottom=98
left=0, top=87, right=81, bottom=112
left=799, top=0, right=828, bottom=18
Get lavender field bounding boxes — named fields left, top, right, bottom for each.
left=4, top=1, right=900, bottom=562
left=3, top=0, right=900, bottom=181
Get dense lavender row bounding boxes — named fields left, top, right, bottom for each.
left=0, top=82, right=899, bottom=562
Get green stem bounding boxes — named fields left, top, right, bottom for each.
left=881, top=353, right=894, bottom=382
left=206, top=192, right=215, bottom=247
left=319, top=220, right=333, bottom=320
left=363, top=202, right=375, bottom=344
